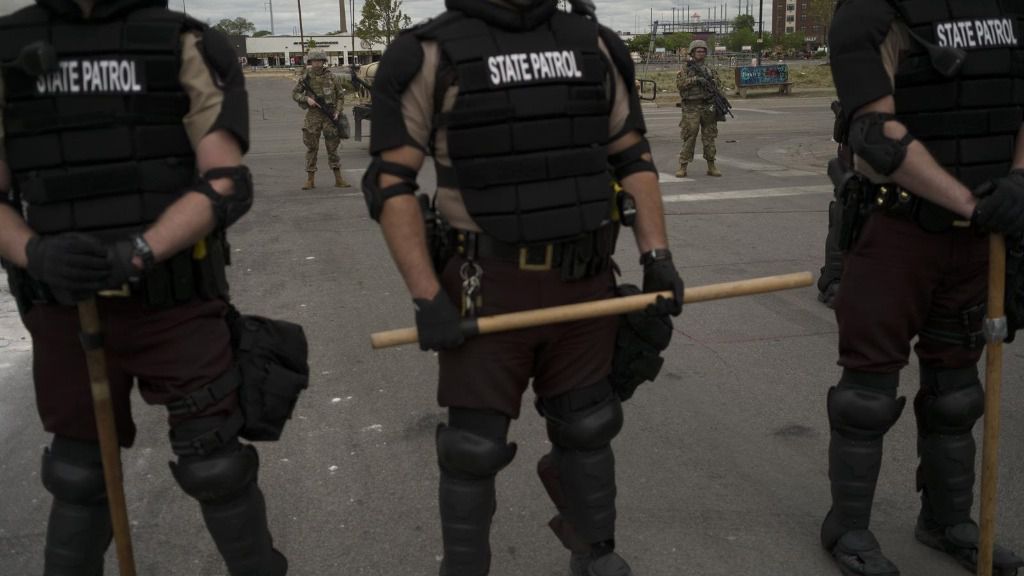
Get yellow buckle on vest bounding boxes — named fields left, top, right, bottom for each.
left=519, top=245, right=554, bottom=271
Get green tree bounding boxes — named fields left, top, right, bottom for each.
left=807, top=0, right=836, bottom=45
left=725, top=28, right=757, bottom=52
left=253, top=30, right=272, bottom=37
left=627, top=34, right=650, bottom=53
left=355, top=0, right=412, bottom=47
left=307, top=39, right=318, bottom=50
left=780, top=31, right=807, bottom=51
left=732, top=14, right=756, bottom=32
left=213, top=17, right=256, bottom=37
left=661, top=32, right=694, bottom=53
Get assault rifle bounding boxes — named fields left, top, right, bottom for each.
left=349, top=65, right=373, bottom=96
left=688, top=61, right=734, bottom=121
left=299, top=75, right=346, bottom=135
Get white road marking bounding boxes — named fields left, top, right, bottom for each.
left=658, top=173, right=695, bottom=183
left=731, top=108, right=786, bottom=115
left=662, top=184, right=831, bottom=203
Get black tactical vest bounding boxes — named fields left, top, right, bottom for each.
left=891, top=0, right=1024, bottom=188
left=0, top=3, right=198, bottom=240
left=418, top=8, right=614, bottom=245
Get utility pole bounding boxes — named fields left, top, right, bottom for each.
left=181, top=0, right=186, bottom=16
left=350, top=0, right=357, bottom=65
left=756, top=0, right=764, bottom=65
left=297, top=0, right=305, bottom=61
left=266, top=0, right=275, bottom=34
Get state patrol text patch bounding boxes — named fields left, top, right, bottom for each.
left=36, top=59, right=145, bottom=95
left=935, top=18, right=1019, bottom=49
left=487, top=50, right=584, bottom=87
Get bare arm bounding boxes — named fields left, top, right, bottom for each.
left=0, top=160, right=33, bottom=268
left=857, top=97, right=978, bottom=219
left=377, top=145, right=437, bottom=300
left=139, top=129, right=242, bottom=263
left=609, top=131, right=669, bottom=253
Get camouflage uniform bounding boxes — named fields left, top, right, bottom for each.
left=676, top=59, right=723, bottom=177
left=292, top=58, right=347, bottom=187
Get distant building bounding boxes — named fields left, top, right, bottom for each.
left=243, top=35, right=387, bottom=67
left=771, top=0, right=827, bottom=47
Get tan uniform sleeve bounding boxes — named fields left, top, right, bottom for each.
left=597, top=38, right=630, bottom=138
left=179, top=31, right=226, bottom=149
left=855, top=22, right=911, bottom=181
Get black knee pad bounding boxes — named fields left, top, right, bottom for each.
left=542, top=384, right=624, bottom=451
left=916, top=366, right=984, bottom=435
left=828, top=371, right=905, bottom=441
left=42, top=437, right=106, bottom=505
left=436, top=423, right=517, bottom=479
left=171, top=444, right=259, bottom=504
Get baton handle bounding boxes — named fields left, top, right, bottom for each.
left=978, top=234, right=1006, bottom=576
left=371, top=271, right=813, bottom=350
left=77, top=298, right=137, bottom=576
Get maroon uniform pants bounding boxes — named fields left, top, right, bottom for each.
left=24, top=296, right=237, bottom=447
left=836, top=212, right=989, bottom=373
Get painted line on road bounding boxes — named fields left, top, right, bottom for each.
left=731, top=108, right=786, bottom=115
left=662, top=184, right=831, bottom=203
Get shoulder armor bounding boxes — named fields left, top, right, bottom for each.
left=368, top=31, right=426, bottom=155
left=598, top=24, right=636, bottom=85
left=0, top=5, right=50, bottom=28
left=406, top=11, right=464, bottom=41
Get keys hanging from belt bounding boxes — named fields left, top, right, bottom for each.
left=460, top=261, right=484, bottom=317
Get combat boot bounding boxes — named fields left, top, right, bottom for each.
left=333, top=168, right=350, bottom=188
left=302, top=172, right=315, bottom=190
left=674, top=163, right=687, bottom=178
left=915, top=518, right=1023, bottom=575
left=706, top=160, right=722, bottom=177
left=570, top=545, right=633, bottom=576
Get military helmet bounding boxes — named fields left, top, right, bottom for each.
left=306, top=50, right=328, bottom=63
left=688, top=40, right=709, bottom=54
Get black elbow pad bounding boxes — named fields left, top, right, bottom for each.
left=361, top=157, right=420, bottom=221
left=848, top=112, right=915, bottom=176
left=193, top=165, right=254, bottom=229
left=609, top=138, right=657, bottom=180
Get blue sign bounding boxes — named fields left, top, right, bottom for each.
left=735, top=64, right=789, bottom=87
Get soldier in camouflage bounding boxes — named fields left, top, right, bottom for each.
left=292, top=50, right=349, bottom=189
left=675, top=39, right=723, bottom=178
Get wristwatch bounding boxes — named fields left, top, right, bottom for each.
left=640, top=248, right=672, bottom=266
left=130, top=233, right=156, bottom=272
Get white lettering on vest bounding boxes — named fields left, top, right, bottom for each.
left=935, top=18, right=1019, bottom=49
left=34, top=58, right=145, bottom=95
left=486, top=50, right=586, bottom=87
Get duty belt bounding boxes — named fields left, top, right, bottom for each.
left=865, top=183, right=972, bottom=233
left=450, top=226, right=616, bottom=280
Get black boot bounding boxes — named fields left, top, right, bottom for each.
left=914, top=366, right=1022, bottom=575
left=435, top=413, right=516, bottom=576
left=821, top=373, right=905, bottom=576
left=171, top=438, right=286, bottom=576
left=41, top=438, right=113, bottom=576
left=570, top=541, right=633, bottom=576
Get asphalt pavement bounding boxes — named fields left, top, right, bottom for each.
left=2, top=76, right=1023, bottom=576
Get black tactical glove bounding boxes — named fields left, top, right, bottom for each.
left=413, top=289, right=465, bottom=352
left=972, top=170, right=1024, bottom=236
left=106, top=239, right=138, bottom=288
left=25, top=233, right=109, bottom=294
left=642, top=249, right=684, bottom=317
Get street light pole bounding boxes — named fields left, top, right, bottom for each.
left=297, top=0, right=305, bottom=62
left=756, top=0, right=763, bottom=65
left=266, top=0, right=275, bottom=35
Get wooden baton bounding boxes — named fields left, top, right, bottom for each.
left=978, top=234, right=1007, bottom=576
left=371, top=271, right=814, bottom=350
left=77, top=298, right=137, bottom=576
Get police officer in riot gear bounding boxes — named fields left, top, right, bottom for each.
left=0, top=1, right=286, bottom=574
left=363, top=0, right=683, bottom=574
left=823, top=1, right=1024, bottom=574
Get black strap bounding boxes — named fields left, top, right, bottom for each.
left=166, top=367, right=241, bottom=417
left=170, top=410, right=245, bottom=457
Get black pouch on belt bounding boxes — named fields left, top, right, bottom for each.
left=228, top=306, right=310, bottom=442
left=830, top=159, right=867, bottom=250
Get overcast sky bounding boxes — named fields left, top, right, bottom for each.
left=0, top=0, right=775, bottom=35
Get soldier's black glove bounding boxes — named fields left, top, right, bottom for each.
left=642, top=249, right=684, bottom=317
left=413, top=289, right=465, bottom=351
left=105, top=239, right=139, bottom=288
left=972, top=170, right=1024, bottom=236
left=25, top=233, right=109, bottom=294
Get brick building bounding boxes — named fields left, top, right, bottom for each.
left=771, top=0, right=828, bottom=47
